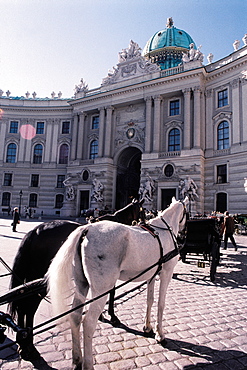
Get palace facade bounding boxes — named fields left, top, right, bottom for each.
left=1, top=18, right=247, bottom=217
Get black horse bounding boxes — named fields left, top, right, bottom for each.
left=5, top=198, right=145, bottom=359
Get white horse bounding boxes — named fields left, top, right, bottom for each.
left=48, top=197, right=189, bottom=370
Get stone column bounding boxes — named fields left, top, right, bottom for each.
left=70, top=113, right=79, bottom=161
left=0, top=120, right=7, bottom=162
left=153, top=95, right=161, bottom=152
left=145, top=96, right=152, bottom=153
left=231, top=78, right=240, bottom=144
left=98, top=107, right=105, bottom=157
left=104, top=106, right=114, bottom=157
left=183, top=88, right=191, bottom=149
left=242, top=78, right=247, bottom=142
left=51, top=119, right=59, bottom=162
left=205, top=89, right=213, bottom=149
left=193, top=87, right=201, bottom=148
left=44, top=119, right=53, bottom=162
left=76, top=111, right=85, bottom=160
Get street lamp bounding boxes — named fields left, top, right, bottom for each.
left=19, top=190, right=23, bottom=216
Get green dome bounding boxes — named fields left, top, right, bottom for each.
left=143, top=18, right=196, bottom=70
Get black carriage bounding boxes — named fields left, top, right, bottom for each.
left=180, top=218, right=221, bottom=282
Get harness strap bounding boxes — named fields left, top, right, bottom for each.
left=140, top=222, right=179, bottom=282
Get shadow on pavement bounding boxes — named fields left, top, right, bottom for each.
left=163, top=338, right=247, bottom=369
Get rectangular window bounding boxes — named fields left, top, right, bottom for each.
left=92, top=116, right=99, bottom=129
left=218, top=89, right=228, bottom=108
left=3, top=173, right=12, bottom=186
left=9, top=121, right=18, bottom=133
left=36, top=122, right=44, bottom=134
left=57, top=175, right=65, bottom=188
left=62, top=121, right=70, bottom=134
left=29, top=193, right=37, bottom=208
left=217, top=164, right=227, bottom=183
left=31, top=174, right=39, bottom=187
left=169, top=100, right=180, bottom=116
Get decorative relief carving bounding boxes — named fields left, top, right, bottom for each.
left=102, top=40, right=160, bottom=86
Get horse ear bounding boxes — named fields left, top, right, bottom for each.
left=171, top=196, right=176, bottom=203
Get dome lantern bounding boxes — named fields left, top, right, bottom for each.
left=143, top=17, right=197, bottom=70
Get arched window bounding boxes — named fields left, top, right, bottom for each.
left=29, top=193, right=37, bottom=207
left=2, top=192, right=11, bottom=206
left=6, top=143, right=17, bottom=163
left=33, top=144, right=43, bottom=164
left=59, top=143, right=69, bottom=164
left=55, top=194, right=64, bottom=208
left=217, top=121, right=229, bottom=150
left=90, top=140, right=98, bottom=159
left=168, top=128, right=180, bottom=151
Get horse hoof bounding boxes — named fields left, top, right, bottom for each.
left=19, top=345, right=41, bottom=360
left=143, top=328, right=155, bottom=338
left=110, top=315, right=121, bottom=327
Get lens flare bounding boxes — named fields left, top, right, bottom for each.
left=20, top=124, right=36, bottom=140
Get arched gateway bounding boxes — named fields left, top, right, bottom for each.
left=115, top=147, right=142, bottom=209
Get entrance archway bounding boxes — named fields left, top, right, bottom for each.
left=116, top=147, right=142, bottom=209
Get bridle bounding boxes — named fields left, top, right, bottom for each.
left=140, top=201, right=188, bottom=281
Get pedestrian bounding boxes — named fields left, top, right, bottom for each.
left=12, top=207, right=20, bottom=232
left=222, top=211, right=237, bottom=251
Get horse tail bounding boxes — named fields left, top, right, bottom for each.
left=9, top=228, right=37, bottom=318
left=47, top=225, right=88, bottom=321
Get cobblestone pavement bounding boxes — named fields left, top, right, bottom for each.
left=0, top=217, right=247, bottom=369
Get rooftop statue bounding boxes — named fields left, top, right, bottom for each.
left=182, top=43, right=204, bottom=64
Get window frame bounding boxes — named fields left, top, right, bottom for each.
left=89, top=139, right=98, bottom=159
left=217, top=88, right=228, bottom=108
left=33, top=143, right=43, bottom=164
left=55, top=194, right=64, bottom=208
left=2, top=192, right=11, bottom=206
left=30, top=174, right=39, bottom=187
left=168, top=128, right=180, bottom=152
left=169, top=99, right=180, bottom=116
left=57, top=175, right=65, bottom=188
left=6, top=143, right=17, bottom=163
left=58, top=143, right=69, bottom=164
left=92, top=116, right=99, bottom=130
left=216, top=164, right=227, bottom=184
left=29, top=193, right=38, bottom=208
left=62, top=121, right=70, bottom=134
left=9, top=121, right=19, bottom=134
left=217, top=121, right=229, bottom=150
left=3, top=173, right=13, bottom=186
left=36, top=121, right=45, bottom=135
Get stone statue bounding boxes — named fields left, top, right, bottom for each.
left=207, top=53, right=214, bottom=64
left=63, top=176, right=75, bottom=201
left=242, top=34, right=247, bottom=46
left=139, top=175, right=155, bottom=202
left=91, top=178, right=104, bottom=202
left=182, top=43, right=204, bottom=64
left=244, top=178, right=247, bottom=193
left=233, top=40, right=240, bottom=51
left=179, top=175, right=198, bottom=201
left=74, top=78, right=88, bottom=95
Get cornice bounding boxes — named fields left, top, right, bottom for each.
left=69, top=68, right=205, bottom=108
left=205, top=59, right=247, bottom=82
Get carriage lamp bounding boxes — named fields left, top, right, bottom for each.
left=19, top=190, right=23, bottom=215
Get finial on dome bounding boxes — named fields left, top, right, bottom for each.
left=166, top=17, right=173, bottom=28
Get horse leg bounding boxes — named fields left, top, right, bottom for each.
left=143, top=278, right=155, bottom=335
left=83, top=295, right=108, bottom=370
left=108, top=287, right=120, bottom=327
left=16, top=297, right=42, bottom=360
left=70, top=295, right=84, bottom=370
left=156, top=262, right=177, bottom=343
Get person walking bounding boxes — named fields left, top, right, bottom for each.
left=12, top=207, right=20, bottom=232
left=222, top=211, right=237, bottom=251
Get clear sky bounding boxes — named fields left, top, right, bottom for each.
left=0, top=0, right=246, bottom=99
